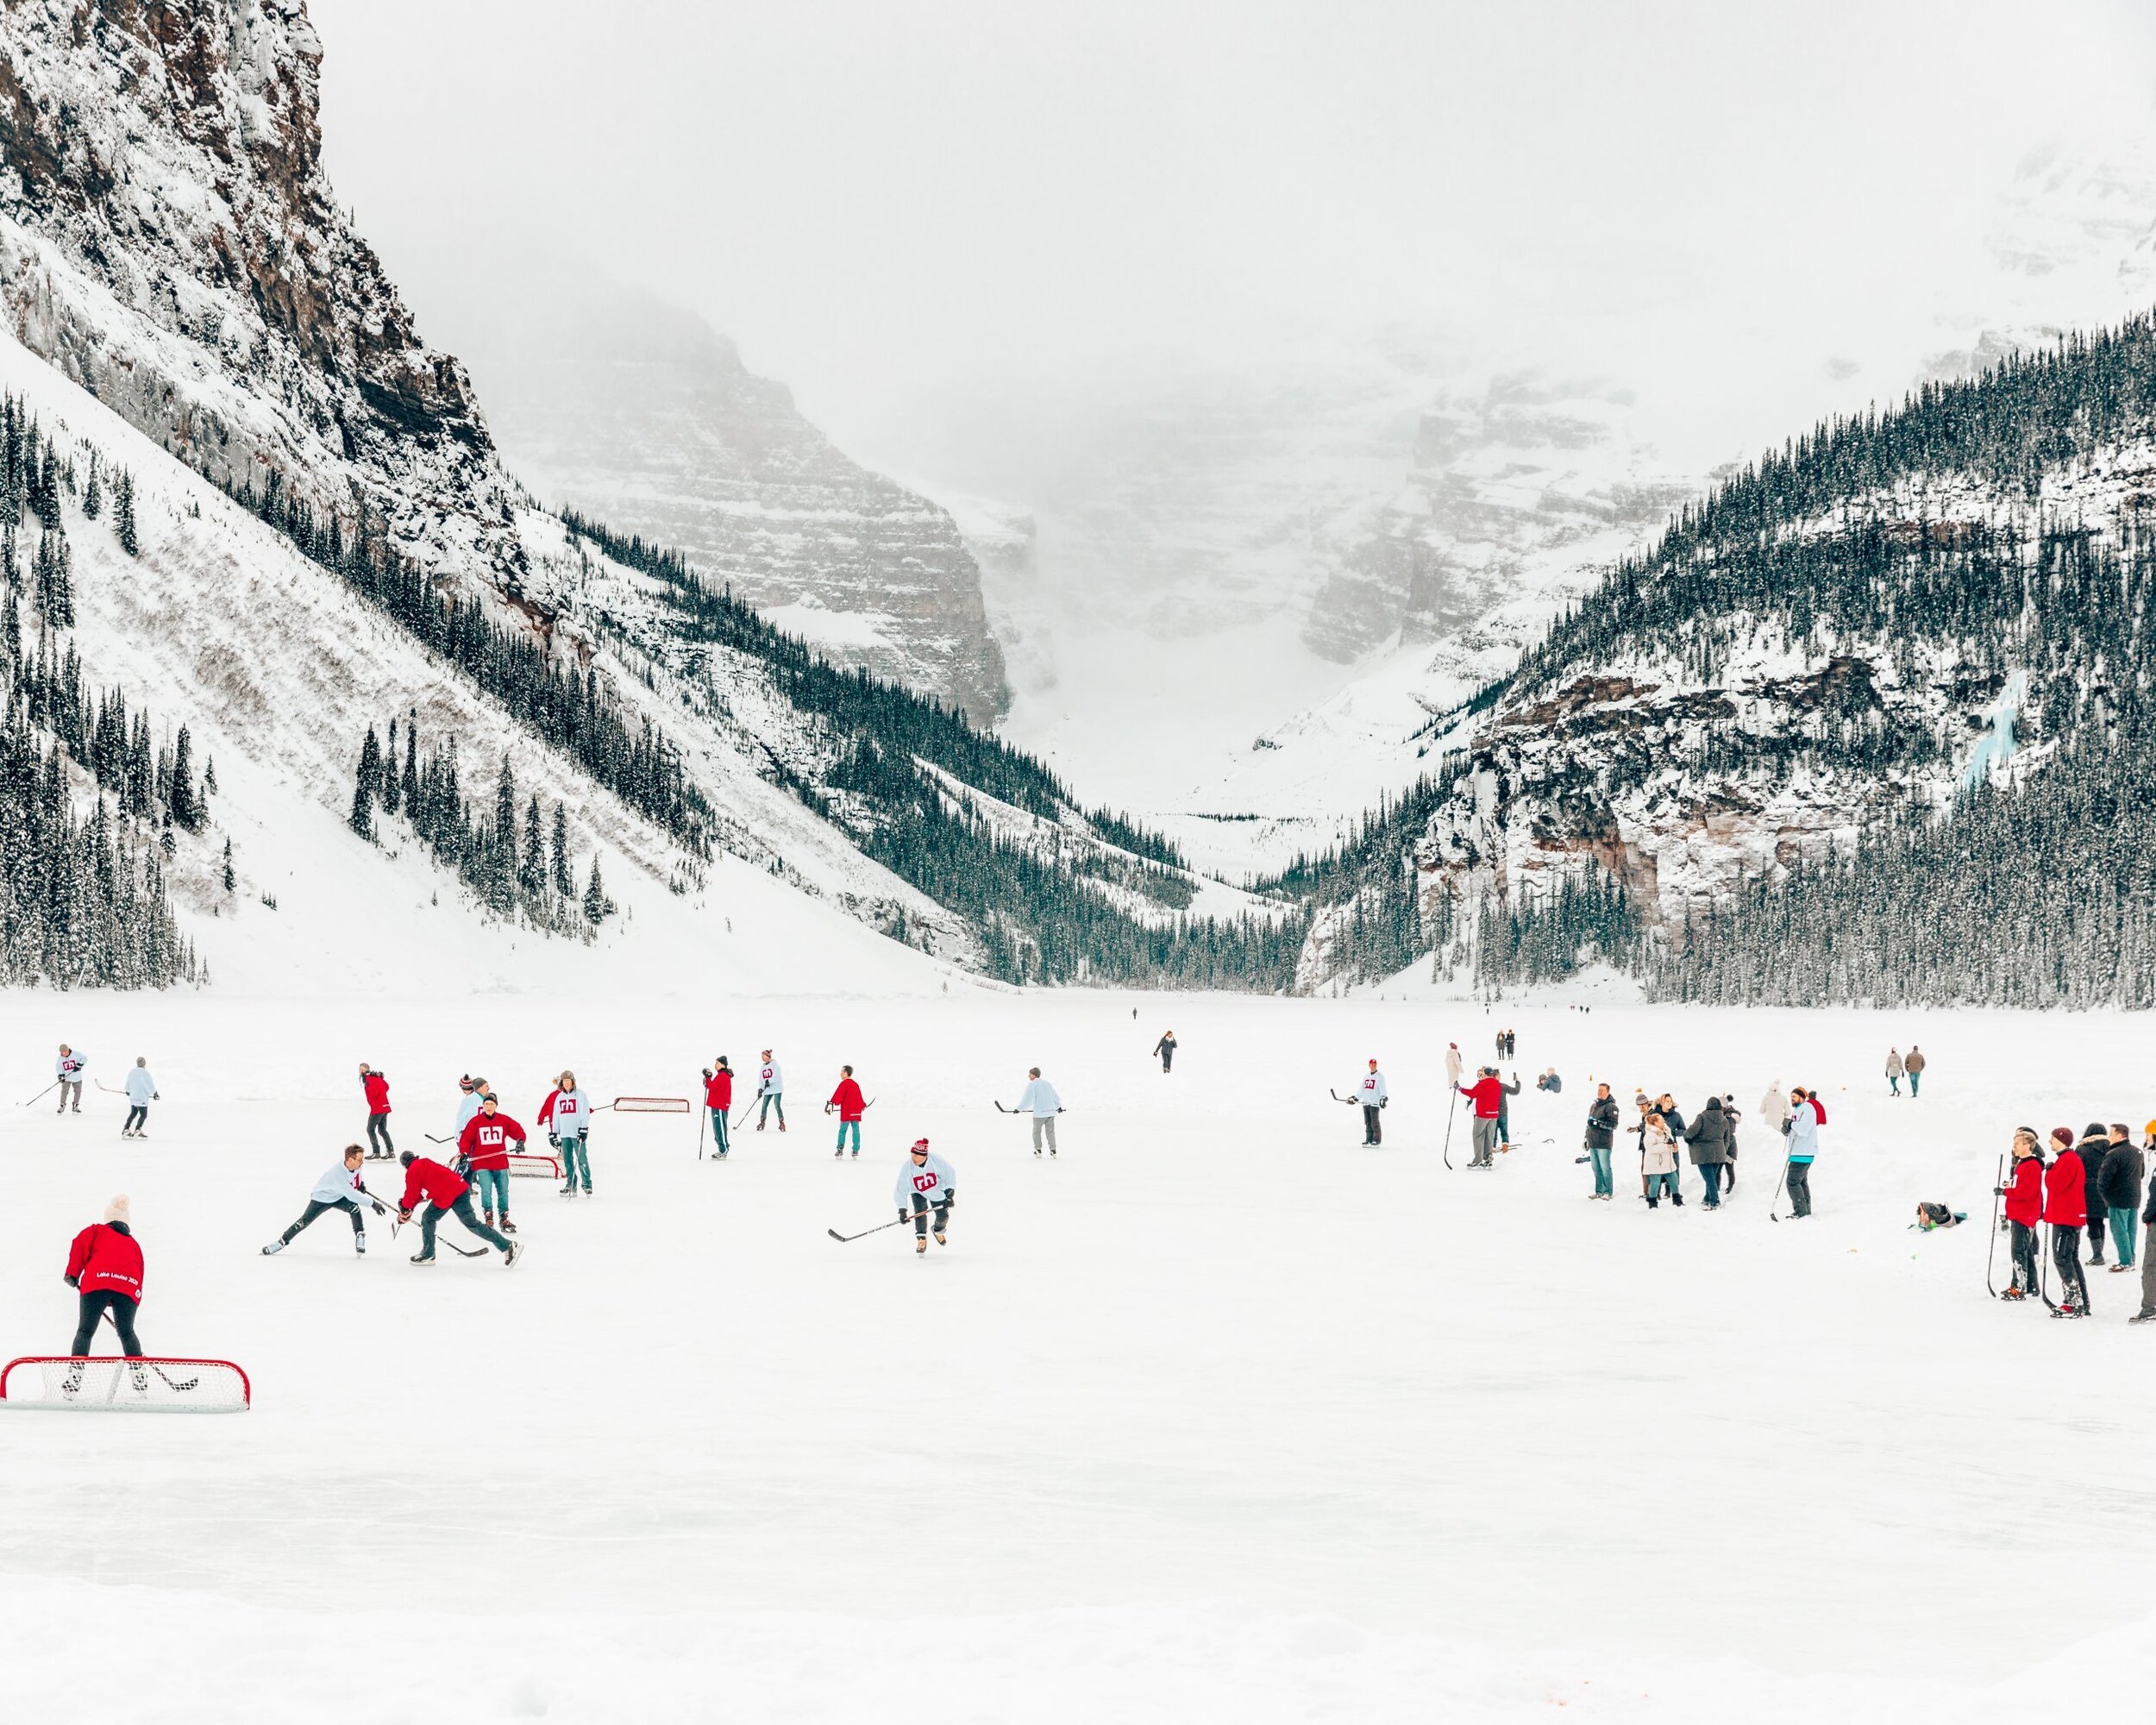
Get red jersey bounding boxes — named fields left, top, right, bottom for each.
left=828, top=1078, right=866, bottom=1121
left=400, top=1156, right=469, bottom=1211
left=1459, top=1076, right=1504, bottom=1120
left=705, top=1070, right=732, bottom=1110
left=2043, top=1151, right=2088, bottom=1226
left=66, top=1221, right=144, bottom=1300
left=457, top=1111, right=527, bottom=1171
left=363, top=1072, right=392, bottom=1115
left=2004, top=1156, right=2045, bottom=1227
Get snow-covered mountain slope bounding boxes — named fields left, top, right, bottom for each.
left=0, top=328, right=956, bottom=997
left=1294, top=313, right=2156, bottom=1002
left=455, top=279, right=1010, bottom=725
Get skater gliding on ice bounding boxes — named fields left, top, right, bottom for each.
left=359, top=1062, right=393, bottom=1159
left=1014, top=1068, right=1062, bottom=1156
left=896, top=1138, right=956, bottom=1255
left=263, top=1145, right=383, bottom=1255
left=122, top=1057, right=157, bottom=1138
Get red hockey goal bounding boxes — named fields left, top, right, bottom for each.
left=611, top=1095, right=690, bottom=1113
left=0, top=1355, right=251, bottom=1414
left=506, top=1151, right=562, bottom=1180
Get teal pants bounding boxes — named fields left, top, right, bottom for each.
left=470, top=1166, right=510, bottom=1216
left=559, top=1135, right=591, bottom=1192
left=2111, top=1205, right=2137, bottom=1266
left=835, top=1119, right=860, bottom=1155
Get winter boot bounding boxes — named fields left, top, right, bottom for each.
left=1671, top=1193, right=1684, bottom=1207
left=260, top=1240, right=286, bottom=1255
left=2131, top=1309, right=2156, bottom=1323
left=2000, top=1286, right=2028, bottom=1301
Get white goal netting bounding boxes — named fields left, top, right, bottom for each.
left=0, top=1356, right=251, bottom=1414
left=506, top=1152, right=562, bottom=1180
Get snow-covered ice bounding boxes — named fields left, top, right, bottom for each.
left=2, top=986, right=2149, bottom=1720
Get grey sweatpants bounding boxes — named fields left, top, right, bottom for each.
left=1470, top=1117, right=1498, bottom=1164
left=2140, top=1222, right=2156, bottom=1315
left=1031, top=1114, right=1057, bottom=1154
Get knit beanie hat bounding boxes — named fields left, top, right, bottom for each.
left=103, top=1195, right=129, bottom=1225
left=2051, top=1127, right=2076, bottom=1150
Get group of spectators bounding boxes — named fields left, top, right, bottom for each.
left=1997, top=1121, right=2152, bottom=1319
left=1577, top=1079, right=1827, bottom=1216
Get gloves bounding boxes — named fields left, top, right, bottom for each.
left=898, top=1210, right=910, bottom=1223
left=398, top=1208, right=412, bottom=1224
left=943, top=1193, right=956, bottom=1209
left=1379, top=1098, right=1388, bottom=1109
left=372, top=1202, right=387, bottom=1216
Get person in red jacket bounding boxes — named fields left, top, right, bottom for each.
left=1458, top=1067, right=1505, bottom=1168
left=457, top=1093, right=528, bottom=1233
left=1997, top=1127, right=2046, bottom=1301
left=827, top=1064, right=867, bottom=1159
left=702, top=1057, right=734, bottom=1160
left=397, top=1151, right=517, bottom=1266
left=359, top=1061, right=394, bottom=1160
left=66, top=1195, right=147, bottom=1361
left=2043, top=1125, right=2091, bottom=1318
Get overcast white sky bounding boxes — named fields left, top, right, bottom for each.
left=310, top=0, right=2156, bottom=485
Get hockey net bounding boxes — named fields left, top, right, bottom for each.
left=506, top=1151, right=562, bottom=1180
left=0, top=1355, right=251, bottom=1414
left=611, top=1095, right=690, bottom=1113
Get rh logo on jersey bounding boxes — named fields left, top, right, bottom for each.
left=912, top=1172, right=938, bottom=1193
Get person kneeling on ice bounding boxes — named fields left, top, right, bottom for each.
left=264, top=1145, right=384, bottom=1255
left=1913, top=1202, right=1964, bottom=1230
left=397, top=1151, right=519, bottom=1266
left=1998, top=1130, right=2046, bottom=1300
left=458, top=1093, right=528, bottom=1233
left=121, top=1056, right=158, bottom=1138
left=827, top=1064, right=866, bottom=1158
left=1357, top=1059, right=1388, bottom=1145
left=896, top=1138, right=956, bottom=1256
left=538, top=1070, right=592, bottom=1195
left=65, top=1196, right=147, bottom=1379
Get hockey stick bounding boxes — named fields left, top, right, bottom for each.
left=1327, top=1089, right=1360, bottom=1106
left=1768, top=1158, right=1789, bottom=1222
left=1441, top=1090, right=1457, bottom=1170
left=102, top=1310, right=198, bottom=1390
left=828, top=1208, right=950, bottom=1244
left=20, top=1079, right=57, bottom=1107
left=1984, top=1154, right=2003, bottom=1298
left=698, top=1104, right=706, bottom=1163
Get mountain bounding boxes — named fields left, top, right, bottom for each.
left=1296, top=311, right=2156, bottom=1007
left=0, top=0, right=1292, bottom=993
left=455, top=281, right=1011, bottom=725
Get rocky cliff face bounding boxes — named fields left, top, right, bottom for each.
left=0, top=0, right=523, bottom=587
left=460, top=282, right=1009, bottom=724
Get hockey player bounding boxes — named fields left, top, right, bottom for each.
left=538, top=1070, right=592, bottom=1195
left=896, top=1138, right=956, bottom=1256
left=702, top=1057, right=734, bottom=1158
left=65, top=1195, right=145, bottom=1360
left=454, top=1075, right=484, bottom=1138
left=1356, top=1059, right=1388, bottom=1145
left=827, top=1064, right=866, bottom=1158
left=458, top=1093, right=527, bottom=1232
left=121, top=1057, right=158, bottom=1138
left=1153, top=1030, right=1176, bottom=1074
left=1997, top=1128, right=2046, bottom=1300
left=755, top=1050, right=786, bottom=1132
left=359, top=1062, right=394, bottom=1159
left=1014, top=1067, right=1062, bottom=1157
left=1458, top=1067, right=1504, bottom=1168
left=396, top=1151, right=518, bottom=1266
left=54, top=1044, right=84, bottom=1114
left=263, top=1145, right=385, bottom=1255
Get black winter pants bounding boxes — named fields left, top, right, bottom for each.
left=71, top=1291, right=142, bottom=1357
left=1363, top=1105, right=1382, bottom=1145
left=367, top=1115, right=395, bottom=1156
left=422, top=1195, right=510, bottom=1256
left=122, top=1105, right=147, bottom=1132
left=282, top=1196, right=365, bottom=1245
left=1786, top=1162, right=1813, bottom=1216
left=909, top=1193, right=951, bottom=1237
left=2010, top=1220, right=2040, bottom=1293
left=2052, top=1224, right=2091, bottom=1311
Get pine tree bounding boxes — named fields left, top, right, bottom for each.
left=350, top=726, right=380, bottom=840
left=550, top=801, right=572, bottom=896
left=222, top=836, right=235, bottom=894
left=169, top=724, right=197, bottom=831
left=114, top=471, right=137, bottom=557
left=519, top=792, right=545, bottom=899
left=33, top=524, right=72, bottom=629
left=203, top=754, right=217, bottom=796
left=82, top=456, right=101, bottom=521
left=582, top=854, right=611, bottom=926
